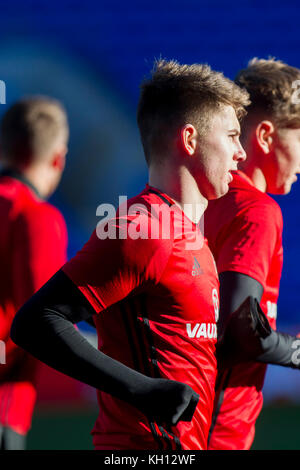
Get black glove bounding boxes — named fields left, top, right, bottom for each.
left=132, top=377, right=199, bottom=426
left=216, top=296, right=271, bottom=369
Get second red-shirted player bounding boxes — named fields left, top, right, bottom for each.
left=206, top=58, right=300, bottom=450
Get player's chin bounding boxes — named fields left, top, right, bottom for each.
left=283, top=184, right=293, bottom=195
left=208, top=184, right=229, bottom=200
left=217, top=182, right=230, bottom=198
left=276, top=181, right=293, bottom=195
left=278, top=175, right=298, bottom=194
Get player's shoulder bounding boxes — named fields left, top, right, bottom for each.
left=241, top=188, right=283, bottom=224
left=91, top=187, right=176, bottom=259
left=0, top=176, right=29, bottom=210
left=14, top=197, right=67, bottom=244
left=126, top=185, right=174, bottom=215
left=231, top=171, right=282, bottom=218
left=24, top=197, right=65, bottom=222
left=0, top=178, right=62, bottom=222
left=254, top=191, right=282, bottom=217
left=118, top=185, right=176, bottom=241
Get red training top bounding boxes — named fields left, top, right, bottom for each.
left=63, top=185, right=219, bottom=450
left=0, top=173, right=67, bottom=435
left=204, top=170, right=283, bottom=450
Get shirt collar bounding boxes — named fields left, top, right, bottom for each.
left=0, top=168, right=44, bottom=199
left=234, top=170, right=255, bottom=188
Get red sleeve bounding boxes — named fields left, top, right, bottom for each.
left=216, top=201, right=283, bottom=286
left=12, top=203, right=68, bottom=309
left=62, top=215, right=173, bottom=313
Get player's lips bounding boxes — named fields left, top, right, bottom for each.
left=292, top=174, right=298, bottom=182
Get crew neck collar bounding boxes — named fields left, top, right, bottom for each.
left=0, top=168, right=44, bottom=199
left=145, top=183, right=203, bottom=230
left=145, top=183, right=177, bottom=206
left=234, top=170, right=255, bottom=188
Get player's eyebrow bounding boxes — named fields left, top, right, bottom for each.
left=228, top=128, right=241, bottom=136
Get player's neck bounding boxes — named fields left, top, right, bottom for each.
left=239, top=137, right=268, bottom=193
left=240, top=164, right=267, bottom=193
left=148, top=164, right=208, bottom=223
left=21, top=165, right=52, bottom=199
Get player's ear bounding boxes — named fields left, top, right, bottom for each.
left=255, top=121, right=274, bottom=154
left=180, top=124, right=198, bottom=156
left=51, top=148, right=66, bottom=172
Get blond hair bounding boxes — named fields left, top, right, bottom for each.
left=0, top=96, right=69, bottom=168
left=235, top=58, right=300, bottom=129
left=137, top=59, right=250, bottom=164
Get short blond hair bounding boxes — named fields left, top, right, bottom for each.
left=137, top=59, right=250, bottom=164
left=235, top=58, right=300, bottom=129
left=0, top=96, right=69, bottom=167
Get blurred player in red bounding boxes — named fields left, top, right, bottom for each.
left=205, top=59, right=300, bottom=450
left=11, top=60, right=249, bottom=450
left=0, top=97, right=69, bottom=449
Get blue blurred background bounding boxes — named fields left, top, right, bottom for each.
left=0, top=0, right=300, bottom=449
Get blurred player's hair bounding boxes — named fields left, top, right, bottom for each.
left=235, top=58, right=300, bottom=130
left=0, top=96, right=69, bottom=169
left=137, top=59, right=250, bottom=165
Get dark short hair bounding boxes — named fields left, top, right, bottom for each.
left=235, top=58, right=300, bottom=129
left=0, top=96, right=69, bottom=168
left=137, top=59, right=250, bottom=165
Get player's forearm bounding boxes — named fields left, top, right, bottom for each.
left=257, top=330, right=300, bottom=368
left=11, top=301, right=142, bottom=397
left=216, top=296, right=300, bottom=369
left=10, top=271, right=199, bottom=426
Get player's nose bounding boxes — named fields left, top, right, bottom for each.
left=234, top=141, right=247, bottom=162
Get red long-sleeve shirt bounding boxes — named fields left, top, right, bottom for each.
left=0, top=174, right=67, bottom=434
left=63, top=185, right=219, bottom=450
left=205, top=171, right=283, bottom=450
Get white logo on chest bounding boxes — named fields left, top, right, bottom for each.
left=186, top=323, right=217, bottom=339
left=212, top=288, right=219, bottom=322
left=267, top=301, right=277, bottom=320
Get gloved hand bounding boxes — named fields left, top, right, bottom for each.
left=131, top=376, right=200, bottom=426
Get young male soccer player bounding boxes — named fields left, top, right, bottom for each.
left=205, top=59, right=300, bottom=450
left=11, top=60, right=249, bottom=450
left=0, top=97, right=69, bottom=449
